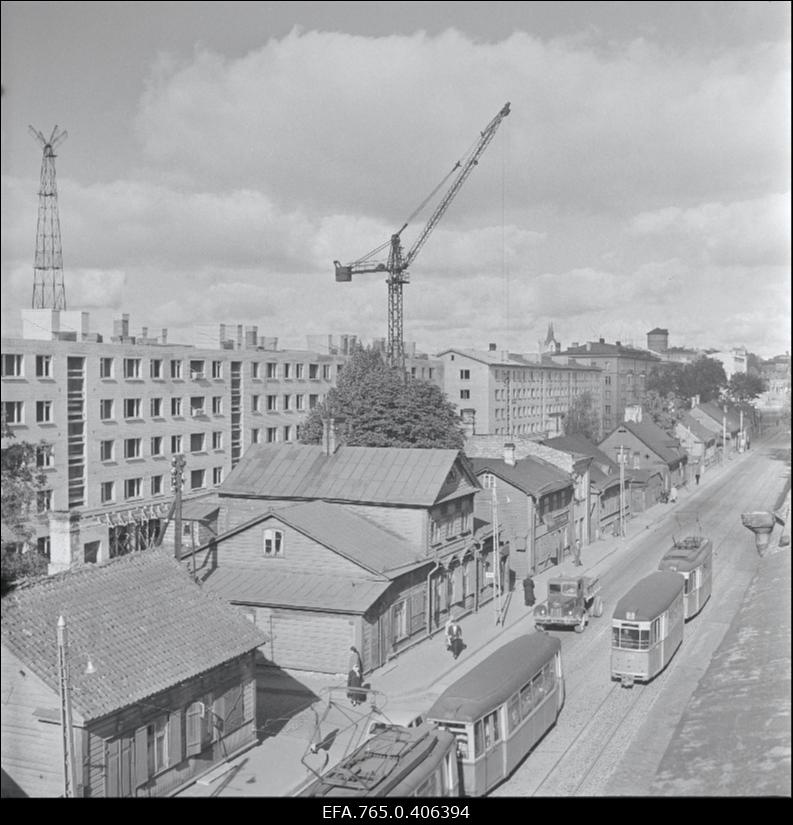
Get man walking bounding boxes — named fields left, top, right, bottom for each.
left=573, top=537, right=583, bottom=567
left=523, top=574, right=535, bottom=607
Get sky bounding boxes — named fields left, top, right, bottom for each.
left=1, top=1, right=790, bottom=358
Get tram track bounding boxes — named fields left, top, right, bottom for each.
left=492, top=442, right=786, bottom=797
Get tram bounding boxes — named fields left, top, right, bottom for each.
left=611, top=570, right=685, bottom=687
left=297, top=723, right=459, bottom=797
left=658, top=535, right=713, bottom=619
left=425, top=633, right=564, bottom=796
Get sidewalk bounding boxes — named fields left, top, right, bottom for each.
left=177, top=447, right=751, bottom=797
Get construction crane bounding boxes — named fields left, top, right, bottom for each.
left=334, top=102, right=511, bottom=370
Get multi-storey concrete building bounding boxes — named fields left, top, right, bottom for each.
left=553, top=338, right=660, bottom=436
left=437, top=345, right=602, bottom=439
left=1, top=310, right=344, bottom=562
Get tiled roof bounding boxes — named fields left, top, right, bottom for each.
left=610, top=421, right=687, bottom=467
left=208, top=500, right=425, bottom=576
left=543, top=434, right=618, bottom=474
left=0, top=550, right=268, bottom=722
left=464, top=435, right=580, bottom=473
left=201, top=568, right=392, bottom=614
left=220, top=444, right=475, bottom=506
left=470, top=455, right=572, bottom=499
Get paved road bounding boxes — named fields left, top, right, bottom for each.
left=493, top=433, right=791, bottom=797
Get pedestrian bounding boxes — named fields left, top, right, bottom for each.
left=669, top=485, right=678, bottom=504
left=522, top=574, right=536, bottom=607
left=695, top=464, right=701, bottom=486
left=346, top=646, right=364, bottom=707
left=445, top=615, right=464, bottom=660
left=573, top=538, right=583, bottom=567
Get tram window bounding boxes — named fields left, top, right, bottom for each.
left=614, top=625, right=649, bottom=650
left=543, top=661, right=556, bottom=689
left=684, top=574, right=692, bottom=594
left=474, top=720, right=483, bottom=757
left=533, top=670, right=547, bottom=701
left=650, top=618, right=660, bottom=646
left=520, top=682, right=534, bottom=716
left=508, top=694, right=521, bottom=732
left=483, top=711, right=500, bottom=748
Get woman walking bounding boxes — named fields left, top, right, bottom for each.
left=347, top=646, right=364, bottom=707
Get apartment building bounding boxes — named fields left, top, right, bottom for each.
left=1, top=310, right=344, bottom=563
left=437, top=345, right=602, bottom=438
left=553, top=338, right=660, bottom=435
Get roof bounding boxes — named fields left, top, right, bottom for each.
left=0, top=550, right=268, bottom=722
left=436, top=348, right=600, bottom=372
left=678, top=414, right=718, bottom=444
left=647, top=328, right=669, bottom=335
left=560, top=342, right=661, bottom=361
left=426, top=634, right=561, bottom=723
left=607, top=420, right=687, bottom=467
left=470, top=455, right=572, bottom=498
left=543, top=433, right=620, bottom=489
left=658, top=537, right=713, bottom=573
left=624, top=467, right=665, bottom=484
left=206, top=500, right=425, bottom=576
left=220, top=443, right=477, bottom=506
left=201, top=568, right=392, bottom=613
left=181, top=495, right=221, bottom=522
left=694, top=402, right=741, bottom=432
left=612, top=571, right=685, bottom=621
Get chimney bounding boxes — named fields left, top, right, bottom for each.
left=571, top=342, right=579, bottom=348
left=322, top=416, right=345, bottom=456
left=141, top=326, right=148, bottom=339
left=460, top=408, right=476, bottom=438
left=599, top=337, right=605, bottom=344
left=616, top=340, right=621, bottom=347
left=503, top=442, right=516, bottom=466
left=161, top=328, right=168, bottom=344
left=489, top=343, right=497, bottom=352
left=555, top=342, right=561, bottom=353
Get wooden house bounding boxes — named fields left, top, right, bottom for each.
left=600, top=419, right=688, bottom=490
left=1, top=549, right=267, bottom=798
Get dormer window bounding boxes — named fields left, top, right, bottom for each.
left=263, top=528, right=284, bottom=557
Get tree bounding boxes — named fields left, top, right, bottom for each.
left=1, top=420, right=48, bottom=594
left=564, top=392, right=600, bottom=441
left=725, top=372, right=766, bottom=405
left=300, top=346, right=464, bottom=449
left=641, top=389, right=688, bottom=432
left=646, top=357, right=726, bottom=404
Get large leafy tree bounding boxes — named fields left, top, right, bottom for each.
left=564, top=392, right=600, bottom=441
left=641, top=389, right=688, bottom=432
left=300, top=346, right=464, bottom=449
left=725, top=372, right=766, bottom=404
left=646, top=357, right=727, bottom=404
left=1, top=420, right=48, bottom=593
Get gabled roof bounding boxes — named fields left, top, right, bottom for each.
left=204, top=500, right=425, bottom=577
left=694, top=401, right=741, bottom=432
left=470, top=455, right=572, bottom=499
left=201, top=569, right=392, bottom=614
left=436, top=349, right=600, bottom=372
left=542, top=433, right=620, bottom=492
left=560, top=342, right=661, bottom=361
left=607, top=420, right=687, bottom=467
left=677, top=414, right=717, bottom=444
left=220, top=444, right=477, bottom=507
left=0, top=550, right=267, bottom=722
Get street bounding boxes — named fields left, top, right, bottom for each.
left=493, top=432, right=790, bottom=796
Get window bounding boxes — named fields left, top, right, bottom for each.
left=190, top=433, right=206, bottom=452
left=266, top=427, right=277, bottom=443
left=460, top=369, right=470, bottom=380
left=282, top=394, right=291, bottom=411
left=190, top=396, right=205, bottom=416
left=295, top=394, right=305, bottom=411
left=99, top=357, right=114, bottom=379
left=266, top=362, right=277, bottom=379
left=123, top=358, right=141, bottom=379
left=37, top=536, right=51, bottom=560
left=251, top=361, right=260, bottom=379
left=519, top=681, right=535, bottom=717
left=147, top=716, right=170, bottom=776
left=309, top=364, right=319, bottom=379
left=171, top=435, right=183, bottom=454
left=36, top=489, right=53, bottom=513
left=190, top=469, right=205, bottom=490
left=266, top=394, right=277, bottom=411
left=251, top=428, right=260, bottom=444
left=460, top=390, right=470, bottom=400
left=124, top=478, right=142, bottom=499
left=212, top=431, right=223, bottom=450
left=507, top=694, right=521, bottom=733
left=212, top=396, right=222, bottom=415
left=322, top=364, right=332, bottom=380
left=36, top=444, right=54, bottom=468
left=283, top=363, right=291, bottom=380
left=309, top=394, right=319, bottom=409
left=170, top=359, right=183, bottom=379
left=263, top=528, right=284, bottom=556
left=151, top=474, right=164, bottom=496
left=283, top=425, right=292, bottom=441
left=171, top=397, right=183, bottom=416
left=3, top=401, right=23, bottom=424
left=190, top=360, right=205, bottom=379
left=36, top=355, right=52, bottom=378
left=36, top=400, right=53, bottom=423
left=100, top=440, right=115, bottom=461
left=151, top=436, right=164, bottom=456
left=211, top=360, right=223, bottom=379
left=101, top=481, right=115, bottom=504
left=295, top=363, right=304, bottom=379
left=124, top=398, right=141, bottom=418
left=100, top=399, right=114, bottom=420
left=2, top=353, right=23, bottom=377
left=213, top=467, right=223, bottom=485
left=150, top=358, right=163, bottom=379
left=252, top=395, right=261, bottom=412
left=124, top=438, right=142, bottom=459
left=150, top=397, right=163, bottom=417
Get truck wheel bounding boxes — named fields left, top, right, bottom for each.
left=574, top=616, right=586, bottom=633
left=592, top=597, right=604, bottom=618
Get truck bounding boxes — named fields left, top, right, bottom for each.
left=533, top=573, right=603, bottom=633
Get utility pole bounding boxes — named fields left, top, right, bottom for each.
left=491, top=479, right=503, bottom=624
left=618, top=445, right=626, bottom=538
left=56, top=616, right=78, bottom=798
left=739, top=407, right=744, bottom=452
left=170, top=454, right=185, bottom=559
left=723, top=405, right=728, bottom=462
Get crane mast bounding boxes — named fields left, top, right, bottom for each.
left=334, top=102, right=511, bottom=370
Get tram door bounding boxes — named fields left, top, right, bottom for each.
left=481, top=708, right=505, bottom=791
